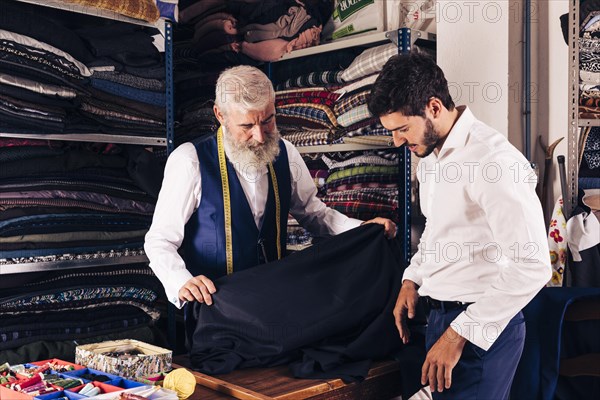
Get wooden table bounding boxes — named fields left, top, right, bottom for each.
left=173, top=356, right=402, bottom=400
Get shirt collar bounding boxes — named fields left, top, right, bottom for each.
left=436, top=105, right=475, bottom=159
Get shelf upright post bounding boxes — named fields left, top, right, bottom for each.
left=567, top=0, right=579, bottom=220
left=166, top=20, right=175, bottom=154
left=397, top=28, right=412, bottom=269
left=165, top=20, right=177, bottom=349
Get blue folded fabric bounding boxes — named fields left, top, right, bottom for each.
left=90, top=79, right=166, bottom=106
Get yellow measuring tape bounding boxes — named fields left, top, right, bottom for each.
left=217, top=127, right=282, bottom=275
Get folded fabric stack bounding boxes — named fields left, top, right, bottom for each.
left=333, top=43, right=398, bottom=146
left=0, top=264, right=162, bottom=359
left=176, top=0, right=332, bottom=64
left=579, top=126, right=600, bottom=189
left=579, top=7, right=600, bottom=119
left=0, top=138, right=163, bottom=261
left=0, top=1, right=166, bottom=137
left=286, top=216, right=312, bottom=250
left=62, top=0, right=161, bottom=22
left=274, top=43, right=398, bottom=148
left=320, top=151, right=399, bottom=221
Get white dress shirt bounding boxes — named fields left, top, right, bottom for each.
left=404, top=106, right=551, bottom=351
left=144, top=139, right=362, bottom=308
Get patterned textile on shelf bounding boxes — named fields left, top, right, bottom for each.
left=91, top=71, right=165, bottom=92
left=342, top=136, right=395, bottom=147
left=276, top=95, right=337, bottom=108
left=322, top=188, right=399, bottom=208
left=61, top=0, right=160, bottom=22
left=334, top=89, right=370, bottom=116
left=277, top=103, right=337, bottom=126
left=276, top=106, right=335, bottom=129
left=336, top=104, right=372, bottom=127
left=0, top=286, right=158, bottom=311
left=276, top=88, right=340, bottom=101
left=579, top=105, right=600, bottom=118
left=344, top=122, right=392, bottom=138
left=90, top=79, right=166, bottom=107
left=326, top=200, right=396, bottom=216
left=281, top=128, right=334, bottom=147
left=0, top=265, right=162, bottom=352
left=322, top=154, right=398, bottom=170
left=341, top=43, right=397, bottom=82
left=325, top=165, right=399, bottom=185
left=276, top=70, right=344, bottom=91
left=334, top=74, right=378, bottom=95
left=0, top=30, right=91, bottom=77
left=582, top=126, right=600, bottom=171
left=0, top=305, right=154, bottom=351
left=328, top=182, right=398, bottom=192
left=326, top=174, right=399, bottom=194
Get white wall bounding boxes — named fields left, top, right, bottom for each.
left=535, top=0, right=569, bottom=220
left=436, top=0, right=569, bottom=221
left=437, top=0, right=510, bottom=135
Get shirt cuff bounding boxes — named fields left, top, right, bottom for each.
left=402, top=268, right=422, bottom=287
left=166, top=268, right=194, bottom=309
left=347, top=218, right=363, bottom=230
left=451, top=310, right=504, bottom=351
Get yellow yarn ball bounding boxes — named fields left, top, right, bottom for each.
left=163, top=368, right=196, bottom=399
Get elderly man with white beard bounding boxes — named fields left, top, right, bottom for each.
left=144, top=66, right=396, bottom=346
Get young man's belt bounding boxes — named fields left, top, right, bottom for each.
left=423, top=296, right=473, bottom=312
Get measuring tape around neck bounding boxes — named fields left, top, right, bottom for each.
left=217, top=127, right=282, bottom=275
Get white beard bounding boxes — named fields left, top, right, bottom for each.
left=222, top=125, right=281, bottom=170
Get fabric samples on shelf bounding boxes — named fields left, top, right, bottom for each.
left=0, top=2, right=167, bottom=137
left=0, top=264, right=162, bottom=352
left=0, top=138, right=162, bottom=259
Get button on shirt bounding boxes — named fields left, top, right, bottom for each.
left=144, top=139, right=362, bottom=308
left=404, top=106, right=551, bottom=351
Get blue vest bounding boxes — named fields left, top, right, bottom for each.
left=183, top=135, right=291, bottom=280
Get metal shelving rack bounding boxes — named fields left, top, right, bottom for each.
left=0, top=1, right=175, bottom=270
left=567, top=0, right=580, bottom=219
left=0, top=0, right=175, bottom=151
left=566, top=0, right=599, bottom=216
left=269, top=28, right=435, bottom=268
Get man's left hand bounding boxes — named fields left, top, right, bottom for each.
left=362, top=217, right=397, bottom=238
left=421, top=326, right=467, bottom=393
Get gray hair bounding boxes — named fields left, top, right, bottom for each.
left=214, top=66, right=275, bottom=115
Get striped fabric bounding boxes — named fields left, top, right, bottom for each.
left=276, top=89, right=340, bottom=101
left=326, top=165, right=399, bottom=184
left=337, top=104, right=372, bottom=127
left=343, top=136, right=395, bottom=147
left=329, top=182, right=398, bottom=192
left=326, top=201, right=396, bottom=215
left=334, top=89, right=371, bottom=115
left=322, top=189, right=399, bottom=208
left=326, top=173, right=399, bottom=192
left=322, top=154, right=398, bottom=170
left=341, top=43, right=398, bottom=82
left=345, top=122, right=391, bottom=138
left=282, top=129, right=330, bottom=147
left=276, top=96, right=336, bottom=108
left=276, top=87, right=327, bottom=95
left=277, top=104, right=338, bottom=127
left=334, top=74, right=378, bottom=95
left=276, top=70, right=345, bottom=90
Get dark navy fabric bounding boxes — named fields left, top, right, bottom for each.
left=426, top=306, right=525, bottom=400
left=189, top=225, right=420, bottom=391
left=511, top=287, right=600, bottom=400
left=183, top=135, right=290, bottom=281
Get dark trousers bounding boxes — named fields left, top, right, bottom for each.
left=426, top=305, right=525, bottom=400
